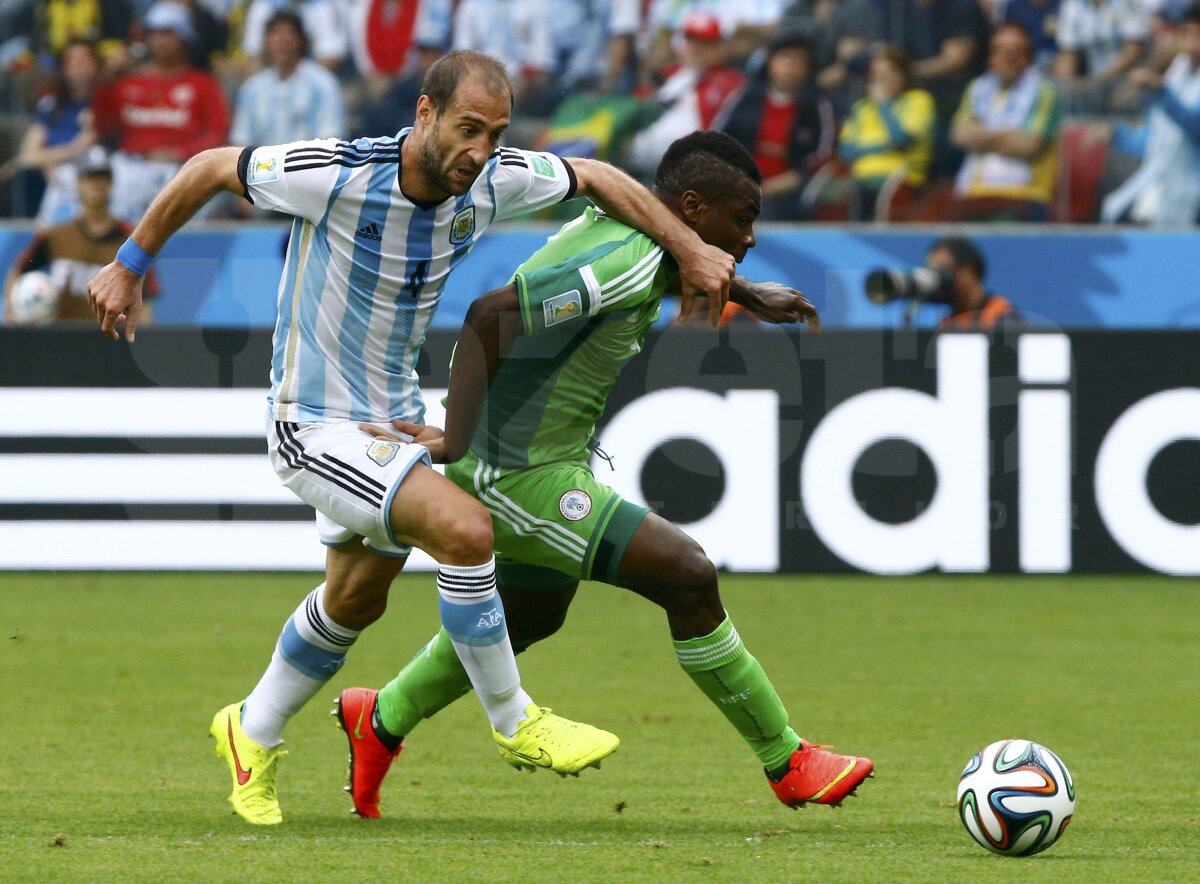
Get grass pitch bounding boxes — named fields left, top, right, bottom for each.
left=1, top=573, right=1197, bottom=882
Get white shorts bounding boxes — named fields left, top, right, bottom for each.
left=267, top=419, right=431, bottom=558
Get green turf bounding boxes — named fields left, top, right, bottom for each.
left=1, top=573, right=1197, bottom=882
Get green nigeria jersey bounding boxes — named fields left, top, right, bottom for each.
left=471, top=205, right=670, bottom=468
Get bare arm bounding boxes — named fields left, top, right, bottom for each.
left=567, top=157, right=735, bottom=326
left=2, top=269, right=18, bottom=325
left=914, top=37, right=977, bottom=81
left=16, top=122, right=95, bottom=172
left=87, top=145, right=245, bottom=341
left=1099, top=40, right=1145, bottom=82
left=1053, top=50, right=1080, bottom=81
left=378, top=285, right=523, bottom=464
left=951, top=118, right=1046, bottom=159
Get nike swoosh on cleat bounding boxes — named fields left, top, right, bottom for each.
left=506, top=748, right=553, bottom=768
left=354, top=705, right=367, bottom=741
left=227, top=718, right=252, bottom=785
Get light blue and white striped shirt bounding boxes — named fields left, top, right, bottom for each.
left=240, top=131, right=577, bottom=424
left=231, top=59, right=346, bottom=146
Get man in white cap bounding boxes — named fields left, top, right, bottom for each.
left=92, top=1, right=230, bottom=221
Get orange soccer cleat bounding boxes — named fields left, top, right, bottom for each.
left=332, top=687, right=403, bottom=818
left=768, top=740, right=874, bottom=808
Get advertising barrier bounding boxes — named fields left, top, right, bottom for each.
left=1, top=327, right=1196, bottom=574
left=3, top=223, right=1200, bottom=329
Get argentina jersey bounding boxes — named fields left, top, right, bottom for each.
left=237, top=130, right=577, bottom=424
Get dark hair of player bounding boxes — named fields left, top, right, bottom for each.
left=1183, top=2, right=1200, bottom=27
left=654, top=131, right=763, bottom=202
left=421, top=50, right=513, bottom=114
left=930, top=236, right=987, bottom=280
left=264, top=10, right=310, bottom=58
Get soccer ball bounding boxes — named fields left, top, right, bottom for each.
left=9, top=270, right=59, bottom=325
left=957, top=739, right=1075, bottom=857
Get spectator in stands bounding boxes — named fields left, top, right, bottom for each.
left=1101, top=5, right=1200, bottom=224
left=928, top=235, right=1019, bottom=327
left=452, top=0, right=556, bottom=113
left=779, top=0, right=842, bottom=73
left=92, top=2, right=230, bottom=222
left=4, top=39, right=100, bottom=224
left=990, top=0, right=1063, bottom=70
left=3, top=147, right=158, bottom=325
left=547, top=0, right=612, bottom=95
left=345, top=0, right=452, bottom=80
left=626, top=13, right=745, bottom=175
left=950, top=22, right=1061, bottom=221
left=838, top=45, right=936, bottom=220
left=34, top=0, right=133, bottom=66
left=241, top=0, right=348, bottom=72
left=1053, top=0, right=1152, bottom=112
left=603, top=0, right=644, bottom=93
left=819, top=0, right=988, bottom=125
left=173, top=0, right=232, bottom=71
left=643, top=0, right=786, bottom=74
left=360, top=40, right=447, bottom=135
left=231, top=11, right=344, bottom=146
left=721, top=32, right=835, bottom=220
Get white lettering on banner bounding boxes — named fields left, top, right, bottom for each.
left=1095, top=389, right=1200, bottom=575
left=1019, top=334, right=1073, bottom=572
left=594, top=389, right=779, bottom=571
left=800, top=335, right=990, bottom=575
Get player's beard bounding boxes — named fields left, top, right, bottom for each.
left=418, top=135, right=473, bottom=197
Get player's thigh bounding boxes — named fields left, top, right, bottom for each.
left=385, top=463, right=492, bottom=564
left=268, top=419, right=429, bottom=558
left=469, top=458, right=634, bottom=582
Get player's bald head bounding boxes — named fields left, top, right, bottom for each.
left=421, top=50, right=513, bottom=115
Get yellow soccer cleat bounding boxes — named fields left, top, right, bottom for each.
left=493, top=705, right=619, bottom=777
left=210, top=702, right=286, bottom=825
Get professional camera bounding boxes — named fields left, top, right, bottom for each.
left=865, top=266, right=954, bottom=305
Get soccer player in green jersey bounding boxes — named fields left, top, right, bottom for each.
left=332, top=132, right=873, bottom=817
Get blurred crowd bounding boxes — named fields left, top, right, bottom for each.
left=3, top=0, right=1200, bottom=227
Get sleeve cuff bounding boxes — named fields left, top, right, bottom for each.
left=236, top=146, right=257, bottom=204
left=560, top=158, right=578, bottom=203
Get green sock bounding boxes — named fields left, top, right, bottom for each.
left=376, top=628, right=473, bottom=738
left=674, top=615, right=801, bottom=773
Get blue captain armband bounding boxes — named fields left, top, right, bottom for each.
left=115, top=238, right=154, bottom=277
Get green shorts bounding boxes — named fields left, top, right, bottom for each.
left=445, top=450, right=648, bottom=587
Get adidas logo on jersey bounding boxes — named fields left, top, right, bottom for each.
left=355, top=223, right=382, bottom=241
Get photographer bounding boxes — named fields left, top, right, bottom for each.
left=867, top=236, right=1019, bottom=328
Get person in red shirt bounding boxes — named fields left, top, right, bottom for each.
left=721, top=32, right=835, bottom=220
left=92, top=1, right=229, bottom=221
left=625, top=13, right=745, bottom=176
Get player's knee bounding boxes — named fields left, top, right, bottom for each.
left=510, top=608, right=568, bottom=652
left=436, top=507, right=494, bottom=565
left=665, top=543, right=719, bottom=609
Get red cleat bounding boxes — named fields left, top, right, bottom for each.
left=332, top=687, right=402, bottom=818
left=768, top=740, right=874, bottom=808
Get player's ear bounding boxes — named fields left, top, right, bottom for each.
left=415, top=95, right=435, bottom=125
left=679, top=189, right=707, bottom=225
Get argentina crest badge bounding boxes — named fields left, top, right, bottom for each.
left=449, top=206, right=475, bottom=245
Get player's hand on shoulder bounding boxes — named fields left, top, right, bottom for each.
left=88, top=260, right=144, bottom=342
left=677, top=241, right=735, bottom=328
left=359, top=420, right=448, bottom=463
left=743, top=281, right=821, bottom=331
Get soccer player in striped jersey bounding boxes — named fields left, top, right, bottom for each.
left=339, top=132, right=874, bottom=818
left=87, top=51, right=737, bottom=825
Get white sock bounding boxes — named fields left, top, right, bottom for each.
left=241, top=582, right=360, bottom=747
left=436, top=558, right=532, bottom=737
